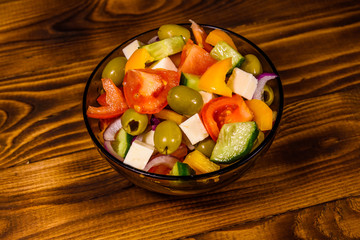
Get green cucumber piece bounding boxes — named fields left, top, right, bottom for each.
left=141, top=36, right=185, bottom=61
left=210, top=121, right=259, bottom=164
left=169, top=162, right=195, bottom=176
left=210, top=41, right=245, bottom=73
left=111, top=128, right=133, bottom=158
left=180, top=72, right=201, bottom=91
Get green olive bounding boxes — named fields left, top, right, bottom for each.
left=263, top=84, right=274, bottom=106
left=121, top=109, right=148, bottom=136
left=240, top=54, right=263, bottom=76
left=167, top=85, right=203, bottom=116
left=154, top=120, right=182, bottom=155
left=102, top=57, right=127, bottom=86
left=158, top=24, right=191, bottom=42
left=195, top=138, right=216, bottom=157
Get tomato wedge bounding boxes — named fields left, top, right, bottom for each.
left=201, top=94, right=254, bottom=141
left=86, top=78, right=129, bottom=119
left=178, top=39, right=217, bottom=76
left=123, top=69, right=180, bottom=114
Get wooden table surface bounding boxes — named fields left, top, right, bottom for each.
left=1, top=0, right=360, bottom=239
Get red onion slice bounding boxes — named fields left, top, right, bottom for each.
left=134, top=134, right=143, bottom=142
left=150, top=115, right=161, bottom=130
left=147, top=36, right=159, bottom=44
left=103, top=117, right=122, bottom=141
left=104, top=140, right=124, bottom=161
left=170, top=143, right=188, bottom=159
left=252, top=73, right=278, bottom=100
left=144, top=155, right=178, bottom=172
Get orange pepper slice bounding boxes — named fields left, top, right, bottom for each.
left=205, top=29, right=237, bottom=50
left=125, top=48, right=154, bottom=73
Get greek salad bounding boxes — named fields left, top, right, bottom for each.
left=87, top=20, right=277, bottom=176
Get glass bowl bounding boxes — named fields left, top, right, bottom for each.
left=83, top=24, right=284, bottom=195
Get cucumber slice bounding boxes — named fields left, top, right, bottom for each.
left=180, top=72, right=201, bottom=91
left=111, top=128, right=133, bottom=158
left=210, top=41, right=245, bottom=73
left=169, top=161, right=195, bottom=176
left=210, top=121, right=259, bottom=164
left=141, top=36, right=185, bottom=61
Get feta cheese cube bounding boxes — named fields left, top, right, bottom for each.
left=199, top=90, right=216, bottom=104
left=122, top=40, right=143, bottom=59
left=124, top=140, right=154, bottom=170
left=180, top=113, right=209, bottom=145
left=150, top=57, right=178, bottom=71
left=227, top=68, right=258, bottom=99
left=138, top=130, right=155, bottom=147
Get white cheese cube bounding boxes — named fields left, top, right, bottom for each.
left=122, top=40, right=143, bottom=59
left=199, top=90, right=216, bottom=104
left=139, top=130, right=155, bottom=147
left=124, top=140, right=154, bottom=170
left=227, top=68, right=258, bottom=99
left=180, top=113, right=209, bottom=145
left=150, top=57, right=178, bottom=71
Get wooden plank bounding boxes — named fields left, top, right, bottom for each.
left=1, top=2, right=359, bottom=168
left=185, top=197, right=360, bottom=239
left=1, top=0, right=360, bottom=239
left=0, top=0, right=358, bottom=80
left=1, top=86, right=359, bottom=239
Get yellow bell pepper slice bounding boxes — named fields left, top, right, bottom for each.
left=153, top=109, right=187, bottom=125
left=125, top=48, right=154, bottom=73
left=245, top=99, right=273, bottom=131
left=183, top=150, right=220, bottom=174
left=198, top=58, right=233, bottom=97
left=205, top=29, right=237, bottom=50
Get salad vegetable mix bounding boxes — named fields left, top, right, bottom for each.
left=87, top=20, right=278, bottom=176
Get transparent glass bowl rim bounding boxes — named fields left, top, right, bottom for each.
left=82, top=23, right=284, bottom=181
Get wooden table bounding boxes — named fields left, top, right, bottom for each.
left=1, top=0, right=359, bottom=239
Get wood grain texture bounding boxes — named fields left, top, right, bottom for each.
left=1, top=0, right=360, bottom=239
left=184, top=197, right=360, bottom=239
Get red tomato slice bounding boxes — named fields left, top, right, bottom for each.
left=201, top=94, right=254, bottom=141
left=123, top=69, right=180, bottom=114
left=87, top=78, right=128, bottom=119
left=178, top=39, right=217, bottom=76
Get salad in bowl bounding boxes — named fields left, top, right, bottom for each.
left=83, top=20, right=283, bottom=195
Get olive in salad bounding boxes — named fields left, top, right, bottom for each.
left=87, top=20, right=277, bottom=176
